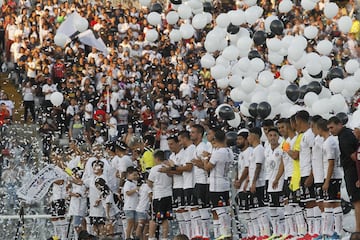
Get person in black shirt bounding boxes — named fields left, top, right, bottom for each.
left=327, top=116, right=360, bottom=232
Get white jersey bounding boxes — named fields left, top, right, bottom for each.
left=68, top=183, right=87, bottom=217
left=300, top=128, right=315, bottom=177
left=266, top=145, right=285, bottom=192
left=322, top=135, right=343, bottom=180
left=84, top=174, right=107, bottom=217
left=123, top=180, right=139, bottom=211
left=148, top=164, right=173, bottom=199
left=238, top=147, right=253, bottom=192
left=136, top=183, right=152, bottom=213
left=169, top=149, right=184, bottom=189
left=249, top=144, right=266, bottom=187
left=209, top=147, right=234, bottom=192
left=181, top=144, right=196, bottom=189
left=312, top=135, right=324, bottom=183
left=264, top=144, right=274, bottom=181
left=51, top=182, right=67, bottom=201
left=113, top=154, right=135, bottom=174
left=282, top=138, right=294, bottom=179
left=193, top=142, right=210, bottom=184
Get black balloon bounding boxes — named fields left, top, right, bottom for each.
left=299, top=85, right=308, bottom=99
left=336, top=112, right=348, bottom=125
left=151, top=3, right=163, bottom=13
left=270, top=20, right=284, bottom=35
left=309, top=71, right=323, bottom=79
left=248, top=50, right=262, bottom=60
left=170, top=0, right=182, bottom=4
left=286, top=84, right=300, bottom=102
left=227, top=23, right=240, bottom=35
left=249, top=103, right=258, bottom=118
left=253, top=30, right=267, bottom=46
left=226, top=131, right=238, bottom=146
left=307, top=81, right=322, bottom=94
left=219, top=105, right=235, bottom=120
left=327, top=67, right=345, bottom=80
left=257, top=102, right=272, bottom=119
left=203, top=2, right=213, bottom=13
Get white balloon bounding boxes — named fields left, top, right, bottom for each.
left=240, top=103, right=251, bottom=117
left=306, top=61, right=322, bottom=76
left=180, top=23, right=195, bottom=39
left=245, top=6, right=263, bottom=25
left=241, top=77, right=256, bottom=93
left=211, top=65, right=229, bottom=79
left=324, top=2, right=339, bottom=19
left=266, top=37, right=282, bottom=52
left=319, top=87, right=332, bottom=99
left=265, top=15, right=279, bottom=33
left=312, top=98, right=331, bottom=115
left=237, top=37, right=253, bottom=55
left=338, top=16, right=352, bottom=34
left=320, top=56, right=332, bottom=70
left=258, top=70, right=274, bottom=87
left=147, top=12, right=162, bottom=26
left=316, top=40, right=333, bottom=56
left=216, top=78, right=229, bottom=89
left=244, top=0, right=257, bottom=6
left=237, top=57, right=251, bottom=72
left=267, top=94, right=282, bottom=107
left=228, top=112, right=241, bottom=127
left=145, top=29, right=158, bottom=42
left=288, top=46, right=304, bottom=61
left=200, top=53, right=215, bottom=68
left=192, top=13, right=208, bottom=29
left=229, top=75, right=243, bottom=88
left=222, top=45, right=240, bottom=61
left=304, top=25, right=318, bottom=39
left=250, top=58, right=265, bottom=72
left=169, top=29, right=182, bottom=42
left=251, top=90, right=268, bottom=103
left=301, top=0, right=316, bottom=10
left=204, top=39, right=218, bottom=53
left=178, top=4, right=193, bottom=19
left=280, top=65, right=298, bottom=82
left=345, top=59, right=360, bottom=74
left=54, top=33, right=69, bottom=48
left=216, top=13, right=231, bottom=28
left=216, top=55, right=230, bottom=67
left=279, top=0, right=293, bottom=13
left=281, top=35, right=295, bottom=49
left=74, top=17, right=88, bottom=32
left=204, top=12, right=213, bottom=24
left=166, top=11, right=179, bottom=25
left=304, top=92, right=319, bottom=107
left=268, top=52, right=284, bottom=66
left=228, top=9, right=246, bottom=26
left=188, top=0, right=203, bottom=12
left=50, top=92, right=64, bottom=106
left=331, top=94, right=347, bottom=113
left=139, top=0, right=151, bottom=7
left=293, top=35, right=308, bottom=49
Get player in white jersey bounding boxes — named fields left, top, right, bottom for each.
left=203, top=130, right=234, bottom=239
left=266, top=128, right=286, bottom=237
left=295, top=110, right=318, bottom=239
left=316, top=118, right=344, bottom=239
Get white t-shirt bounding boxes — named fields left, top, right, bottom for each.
left=113, top=155, right=135, bottom=174
left=42, top=84, right=57, bottom=100
left=51, top=182, right=67, bottom=201
left=209, top=147, right=234, bottom=192
left=322, top=135, right=343, bottom=180
left=84, top=103, right=94, bottom=120
left=282, top=138, right=294, bottom=179
left=136, top=183, right=152, bottom=213
left=249, top=144, right=266, bottom=187
left=123, top=180, right=139, bottom=211
left=148, top=164, right=173, bottom=199
left=84, top=174, right=107, bottom=217
left=238, top=146, right=253, bottom=192
left=300, top=128, right=315, bottom=177
left=169, top=149, right=184, bottom=189
left=102, top=192, right=120, bottom=218
left=68, top=183, right=87, bottom=217
left=266, top=145, right=285, bottom=192
left=193, top=142, right=209, bottom=185
left=312, top=135, right=324, bottom=183
left=182, top=144, right=196, bottom=189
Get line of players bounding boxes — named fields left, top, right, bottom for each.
left=234, top=110, right=347, bottom=240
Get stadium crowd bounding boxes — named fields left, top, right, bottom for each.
left=0, top=0, right=360, bottom=239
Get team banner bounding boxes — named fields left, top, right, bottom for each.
left=17, top=164, right=68, bottom=203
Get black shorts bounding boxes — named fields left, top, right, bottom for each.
left=324, top=179, right=342, bottom=203
left=315, top=182, right=324, bottom=202
left=183, top=188, right=195, bottom=206
left=50, top=199, right=66, bottom=217
left=235, top=191, right=250, bottom=211
left=194, top=183, right=209, bottom=207
left=283, top=179, right=290, bottom=200
left=300, top=176, right=316, bottom=202
left=249, top=186, right=265, bottom=209
left=172, top=188, right=185, bottom=208
left=344, top=167, right=360, bottom=203
left=89, top=216, right=106, bottom=225
left=268, top=191, right=284, bottom=208
left=209, top=191, right=230, bottom=207
left=151, top=196, right=173, bottom=223
left=264, top=180, right=269, bottom=204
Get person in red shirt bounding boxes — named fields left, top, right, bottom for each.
left=0, top=103, right=10, bottom=126
left=141, top=106, right=154, bottom=133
